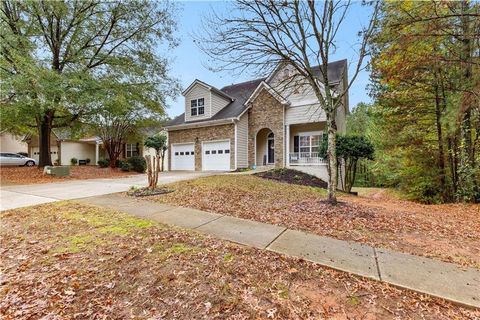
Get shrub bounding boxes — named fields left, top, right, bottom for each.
left=70, top=158, right=78, bottom=165
left=97, top=158, right=109, bottom=168
left=86, top=158, right=91, bottom=164
left=127, top=156, right=146, bottom=173
left=120, top=161, right=132, bottom=172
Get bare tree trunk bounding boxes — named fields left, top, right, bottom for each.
left=327, top=116, right=337, bottom=204
left=160, top=149, right=166, bottom=172
left=145, top=155, right=160, bottom=190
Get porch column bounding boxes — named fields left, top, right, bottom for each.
left=285, top=124, right=290, bottom=167
left=95, top=142, right=99, bottom=165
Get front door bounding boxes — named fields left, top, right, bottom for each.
left=267, top=134, right=274, bottom=164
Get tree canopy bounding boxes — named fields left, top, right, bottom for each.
left=1, top=0, right=179, bottom=166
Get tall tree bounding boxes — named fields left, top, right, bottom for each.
left=1, top=0, right=178, bottom=166
left=369, top=0, right=479, bottom=202
left=198, top=0, right=380, bottom=204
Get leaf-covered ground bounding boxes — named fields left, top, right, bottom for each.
left=1, top=202, right=478, bottom=319
left=148, top=175, right=480, bottom=268
left=0, top=166, right=137, bottom=186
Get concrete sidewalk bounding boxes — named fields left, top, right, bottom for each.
left=78, top=193, right=479, bottom=309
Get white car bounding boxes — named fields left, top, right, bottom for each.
left=0, top=153, right=36, bottom=167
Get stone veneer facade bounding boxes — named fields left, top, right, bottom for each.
left=247, top=90, right=284, bottom=167
left=168, top=123, right=235, bottom=171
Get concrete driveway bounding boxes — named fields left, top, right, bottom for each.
left=0, top=171, right=211, bottom=211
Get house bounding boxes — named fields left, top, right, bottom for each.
left=24, top=129, right=168, bottom=168
left=164, top=59, right=348, bottom=182
left=0, top=131, right=28, bottom=154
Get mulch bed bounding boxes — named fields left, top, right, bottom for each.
left=254, top=168, right=328, bottom=188
left=127, top=187, right=174, bottom=197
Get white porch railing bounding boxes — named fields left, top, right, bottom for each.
left=289, top=152, right=327, bottom=165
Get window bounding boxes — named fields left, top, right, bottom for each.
left=212, top=150, right=216, bottom=154
left=225, top=149, right=230, bottom=154
left=294, top=134, right=322, bottom=154
left=206, top=150, right=210, bottom=155
left=218, top=150, right=223, bottom=154
left=185, top=151, right=189, bottom=155
left=180, top=152, right=184, bottom=156
left=191, top=98, right=205, bottom=116
left=175, top=152, right=179, bottom=156
left=191, top=151, right=194, bottom=155
left=126, top=143, right=138, bottom=158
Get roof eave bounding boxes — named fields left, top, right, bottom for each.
left=165, top=118, right=235, bottom=131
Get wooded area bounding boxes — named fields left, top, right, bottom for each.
left=348, top=1, right=479, bottom=203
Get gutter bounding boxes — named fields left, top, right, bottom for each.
left=165, top=118, right=235, bottom=131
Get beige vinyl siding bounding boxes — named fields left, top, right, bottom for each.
left=285, top=104, right=326, bottom=125
left=0, top=133, right=27, bottom=153
left=184, top=84, right=211, bottom=122
left=59, top=141, right=96, bottom=165
left=211, top=91, right=230, bottom=117
left=236, top=112, right=249, bottom=168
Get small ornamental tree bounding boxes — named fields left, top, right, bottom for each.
left=144, top=133, right=168, bottom=172
left=321, top=135, right=374, bottom=192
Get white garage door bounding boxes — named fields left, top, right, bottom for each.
left=171, top=143, right=195, bottom=171
left=202, top=140, right=230, bottom=171
left=31, top=146, right=59, bottom=163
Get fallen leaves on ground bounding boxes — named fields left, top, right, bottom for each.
left=148, top=175, right=480, bottom=268
left=0, top=166, right=137, bottom=185
left=1, top=202, right=477, bottom=319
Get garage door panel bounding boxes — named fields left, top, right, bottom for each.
left=31, top=146, right=59, bottom=163
left=202, top=140, right=230, bottom=171
left=172, top=143, right=194, bottom=171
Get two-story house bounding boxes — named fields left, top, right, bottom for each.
left=164, top=59, right=348, bottom=182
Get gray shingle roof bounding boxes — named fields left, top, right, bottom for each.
left=166, top=59, right=347, bottom=128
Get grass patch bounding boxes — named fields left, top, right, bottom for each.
left=223, top=252, right=234, bottom=263
left=52, top=234, right=106, bottom=254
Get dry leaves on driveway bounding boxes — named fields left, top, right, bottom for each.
left=148, top=175, right=480, bottom=268
left=1, top=202, right=477, bottom=319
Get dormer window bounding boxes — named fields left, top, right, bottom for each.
left=191, top=98, right=205, bottom=116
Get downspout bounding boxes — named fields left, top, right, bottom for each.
left=232, top=118, right=237, bottom=171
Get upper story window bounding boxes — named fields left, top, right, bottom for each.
left=191, top=98, right=205, bottom=116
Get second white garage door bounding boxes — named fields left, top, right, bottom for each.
left=202, top=140, right=230, bottom=171
left=171, top=143, right=195, bottom=171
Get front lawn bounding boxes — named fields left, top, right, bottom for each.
left=148, top=175, right=480, bottom=268
left=0, top=166, right=138, bottom=185
left=1, top=202, right=476, bottom=319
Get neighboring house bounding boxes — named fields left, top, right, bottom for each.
left=164, top=59, right=348, bottom=182
left=0, top=131, right=28, bottom=154
left=24, top=129, right=168, bottom=168
left=25, top=131, right=101, bottom=165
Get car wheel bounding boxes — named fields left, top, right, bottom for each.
left=25, top=160, right=35, bottom=167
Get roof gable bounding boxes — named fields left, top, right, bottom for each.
left=244, top=81, right=289, bottom=106
left=182, top=79, right=234, bottom=101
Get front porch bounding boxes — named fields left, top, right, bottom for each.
left=286, top=122, right=327, bottom=166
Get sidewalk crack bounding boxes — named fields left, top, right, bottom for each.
left=193, top=215, right=223, bottom=229
left=373, top=247, right=382, bottom=281
left=264, top=228, right=287, bottom=250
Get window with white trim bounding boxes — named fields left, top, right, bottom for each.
left=294, top=134, right=322, bottom=154
left=191, top=98, right=205, bottom=116
left=126, top=143, right=138, bottom=158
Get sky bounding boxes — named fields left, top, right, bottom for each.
left=164, top=1, right=374, bottom=119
